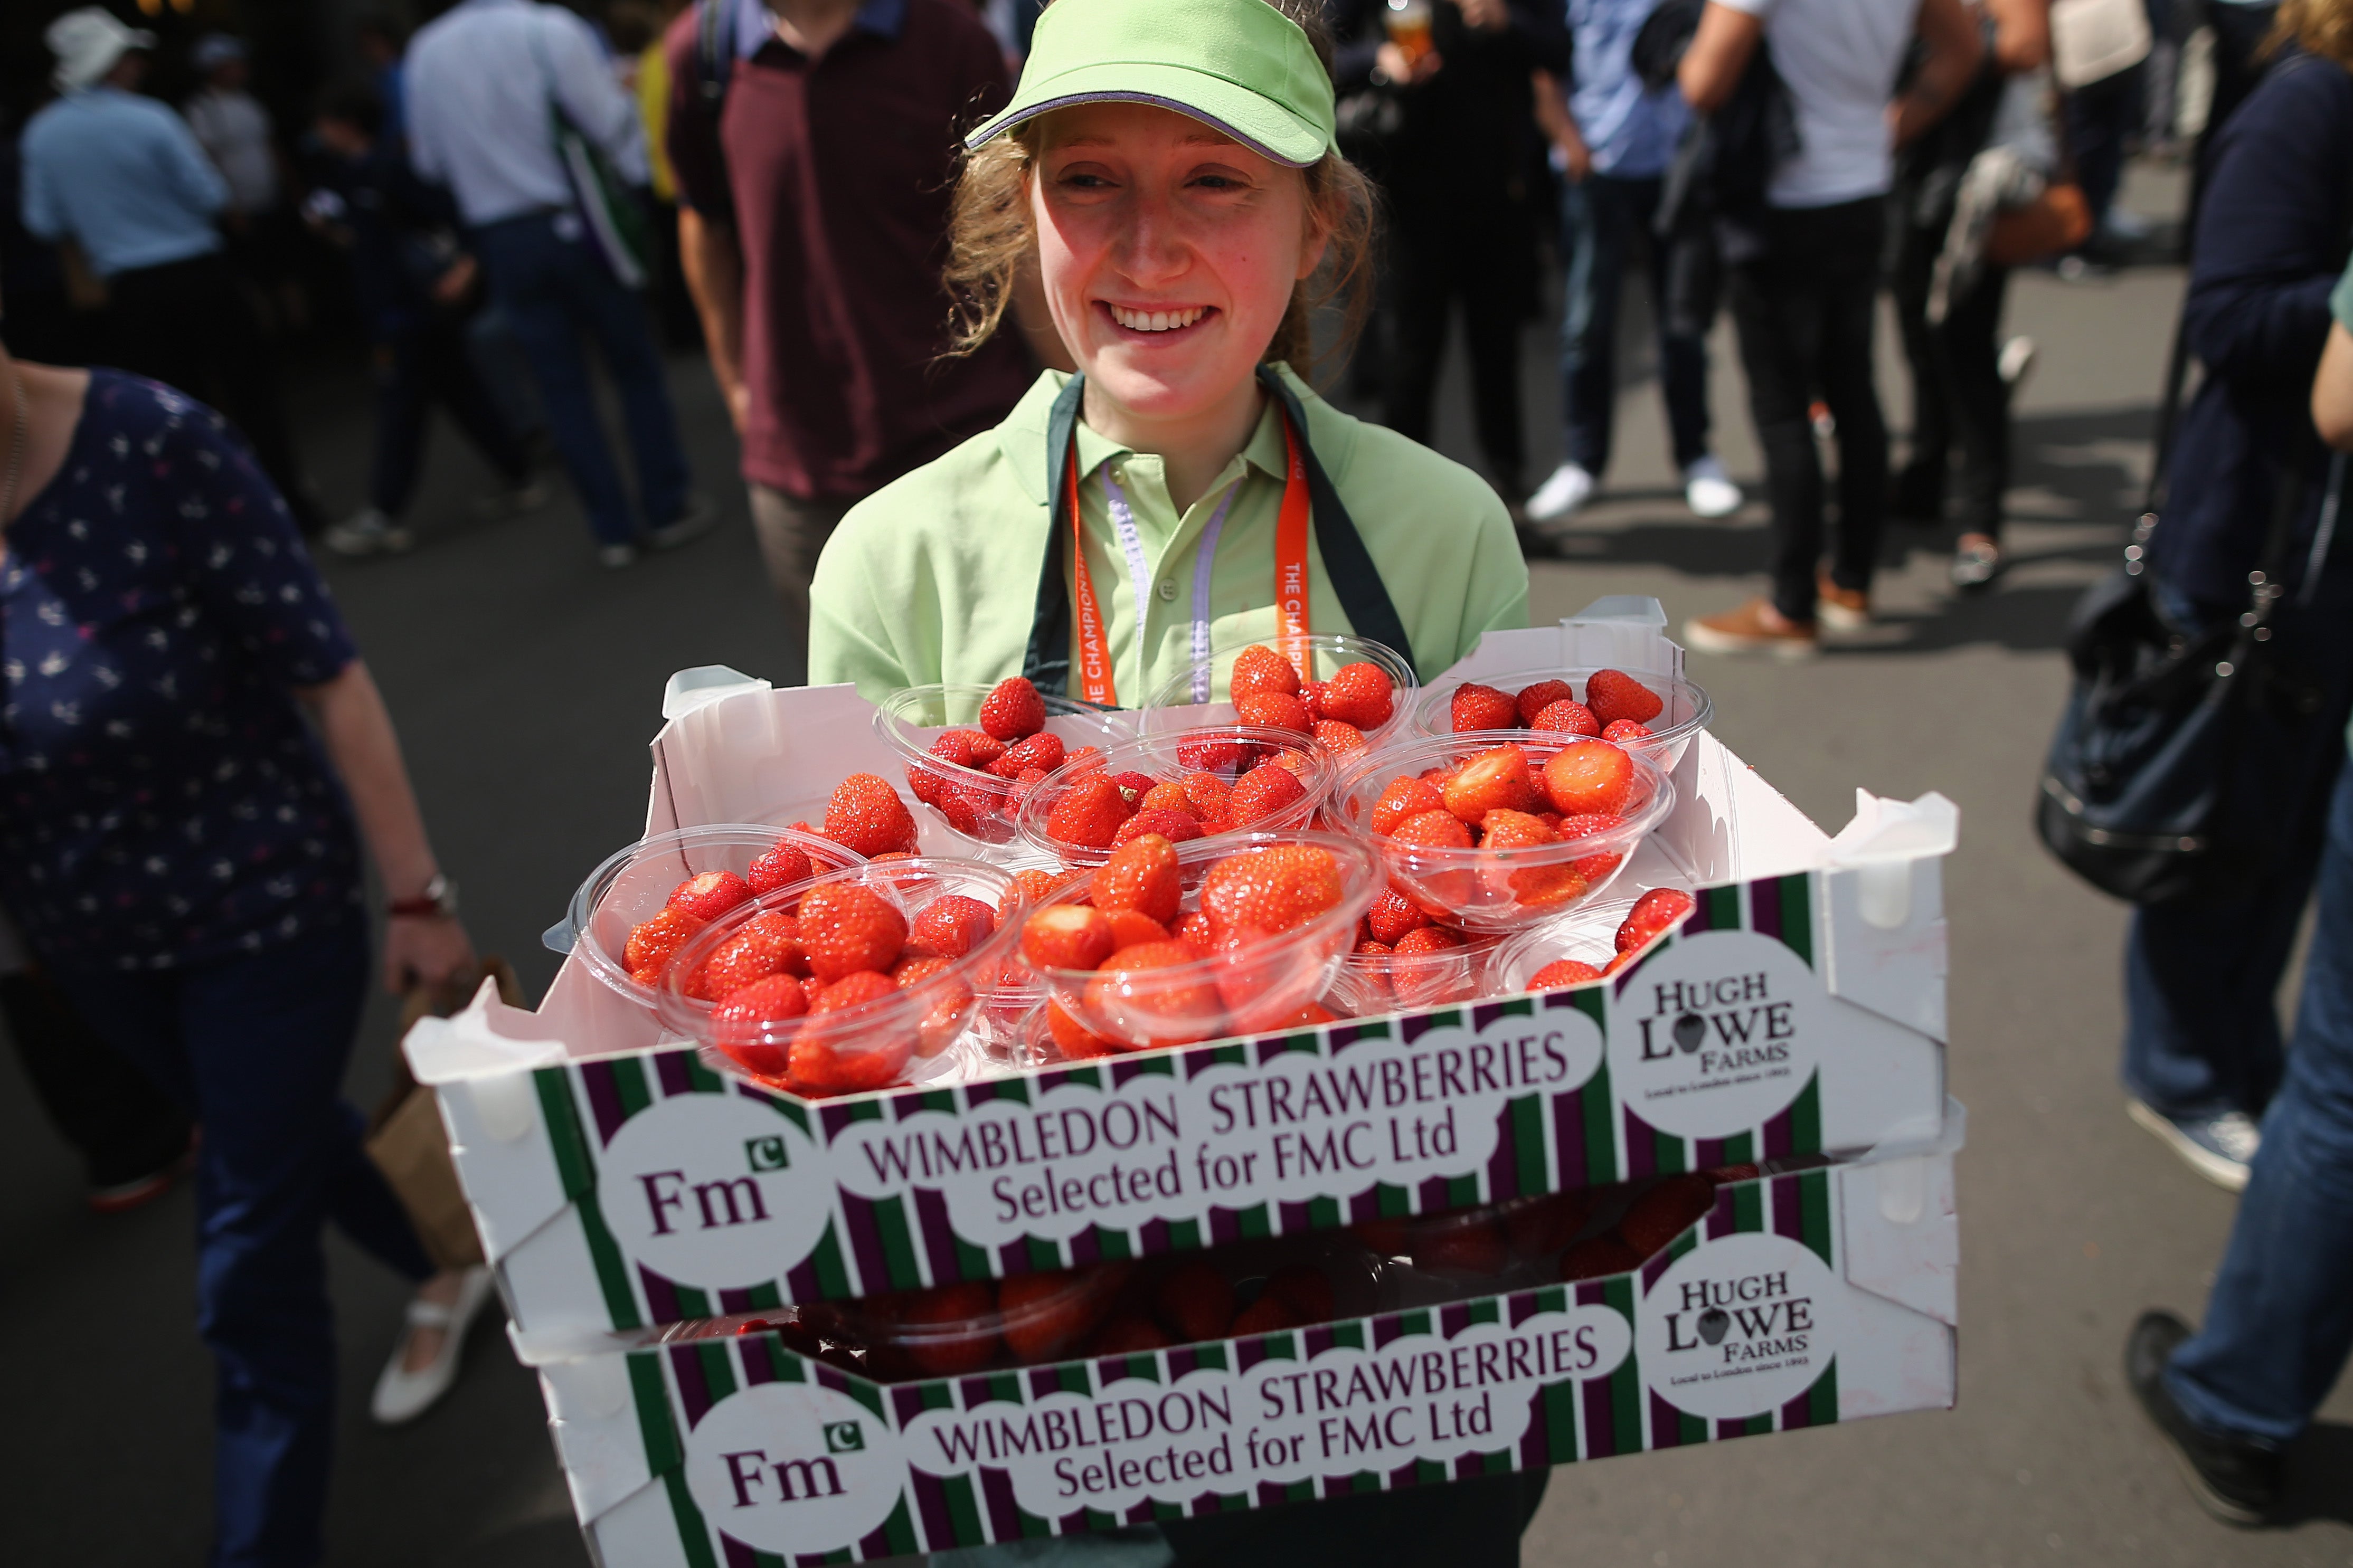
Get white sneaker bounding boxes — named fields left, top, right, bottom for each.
left=1525, top=461, right=1595, bottom=525
left=2127, top=1098, right=2260, bottom=1193
left=1682, top=455, right=1743, bottom=518
left=598, top=543, right=639, bottom=569
left=1999, top=335, right=2038, bottom=394
left=646, top=491, right=717, bottom=552
left=371, top=1266, right=495, bottom=1424
left=323, top=508, right=414, bottom=557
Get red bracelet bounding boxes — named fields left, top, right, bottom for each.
left=389, top=873, right=458, bottom=919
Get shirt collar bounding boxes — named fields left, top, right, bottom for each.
left=737, top=0, right=907, bottom=59
left=998, top=369, right=1300, bottom=501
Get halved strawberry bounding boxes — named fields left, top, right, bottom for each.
left=1320, top=661, right=1395, bottom=729
left=824, top=774, right=918, bottom=857
left=1227, top=762, right=1306, bottom=826
left=1585, top=668, right=1664, bottom=727
left=1451, top=682, right=1519, bottom=733
left=798, top=882, right=908, bottom=981
left=1617, top=886, right=1697, bottom=951
left=912, top=894, right=996, bottom=959
left=1530, top=957, right=1603, bottom=990
left=668, top=870, right=753, bottom=924
left=979, top=677, right=1047, bottom=741
left=747, top=839, right=815, bottom=896
left=1044, top=774, right=1135, bottom=848
left=1093, top=832, right=1183, bottom=924
left=1515, top=680, right=1576, bottom=725
left=1441, top=744, right=1539, bottom=826
left=1527, top=699, right=1600, bottom=737
left=1020, top=905, right=1116, bottom=971
left=1541, top=740, right=1636, bottom=816
left=1200, top=844, right=1344, bottom=938
left=1371, top=775, right=1445, bottom=836
left=1235, top=692, right=1311, bottom=733
left=1229, top=643, right=1300, bottom=700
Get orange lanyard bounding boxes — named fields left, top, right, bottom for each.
left=1064, top=413, right=1311, bottom=707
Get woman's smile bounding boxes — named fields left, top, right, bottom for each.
left=1103, top=303, right=1214, bottom=335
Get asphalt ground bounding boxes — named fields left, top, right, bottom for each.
left=3, top=158, right=2348, bottom=1566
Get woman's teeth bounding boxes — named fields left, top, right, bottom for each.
left=1109, top=305, right=1206, bottom=332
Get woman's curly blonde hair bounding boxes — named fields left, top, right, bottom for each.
left=2268, top=0, right=2353, bottom=66
left=941, top=0, right=1379, bottom=382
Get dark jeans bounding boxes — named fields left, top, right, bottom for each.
left=107, top=250, right=317, bottom=531
left=1558, top=173, right=1713, bottom=477
left=2125, top=559, right=2353, bottom=1120
left=1724, top=198, right=1890, bottom=621
left=1891, top=207, right=2012, bottom=539
left=1, top=966, right=191, bottom=1187
left=2166, top=761, right=2353, bottom=1443
left=2065, top=65, right=2142, bottom=232
left=472, top=212, right=691, bottom=547
left=369, top=315, right=532, bottom=518
left=52, top=919, right=432, bottom=1568
left=748, top=483, right=857, bottom=681
left=1383, top=202, right=1530, bottom=495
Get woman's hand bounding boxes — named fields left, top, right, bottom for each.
left=384, top=911, right=477, bottom=995
left=1376, top=40, right=1445, bottom=82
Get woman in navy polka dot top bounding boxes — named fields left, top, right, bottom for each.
left=0, top=343, right=483, bottom=1566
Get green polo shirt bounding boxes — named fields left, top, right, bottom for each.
left=807, top=364, right=1529, bottom=702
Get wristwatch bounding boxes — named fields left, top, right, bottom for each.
left=388, top=872, right=459, bottom=919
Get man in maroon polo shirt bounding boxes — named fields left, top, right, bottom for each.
left=666, top=0, right=1063, bottom=661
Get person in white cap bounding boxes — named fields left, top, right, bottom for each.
left=20, top=8, right=320, bottom=531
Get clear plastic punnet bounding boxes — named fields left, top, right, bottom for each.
left=1138, top=632, right=1420, bottom=749
left=1410, top=663, right=1713, bottom=773
left=873, top=684, right=1136, bottom=856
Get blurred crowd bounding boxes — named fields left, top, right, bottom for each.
left=4, top=0, right=2352, bottom=1565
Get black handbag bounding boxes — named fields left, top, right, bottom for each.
left=2035, top=456, right=2340, bottom=905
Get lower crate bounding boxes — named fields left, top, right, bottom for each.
left=524, top=1108, right=1960, bottom=1564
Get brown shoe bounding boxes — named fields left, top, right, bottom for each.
left=1684, top=597, right=1820, bottom=660
left=1816, top=572, right=1870, bottom=630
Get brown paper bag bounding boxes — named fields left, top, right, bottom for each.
left=365, top=957, right=522, bottom=1272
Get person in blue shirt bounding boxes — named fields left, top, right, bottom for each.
left=1523, top=0, right=1742, bottom=529
left=20, top=7, right=320, bottom=533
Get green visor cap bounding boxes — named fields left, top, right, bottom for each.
left=965, top=0, right=1337, bottom=168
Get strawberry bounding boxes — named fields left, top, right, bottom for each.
left=1113, top=806, right=1205, bottom=847
left=1174, top=909, right=1217, bottom=948
left=1585, top=668, right=1664, bottom=727
left=1272, top=746, right=1316, bottom=779
left=1138, top=782, right=1197, bottom=816
left=697, top=910, right=805, bottom=1000
left=1479, top=809, right=1557, bottom=850
left=747, top=839, right=815, bottom=897
left=1618, top=1173, right=1717, bottom=1258
left=1094, top=832, right=1183, bottom=923
left=1617, top=886, right=1697, bottom=951
left=1541, top=740, right=1636, bottom=816
left=1558, top=1235, right=1641, bottom=1282
left=1391, top=925, right=1464, bottom=957
left=1201, top=844, right=1344, bottom=938
left=1235, top=691, right=1311, bottom=733
left=979, top=677, right=1047, bottom=742
left=1229, top=643, right=1300, bottom=700
left=1003, top=868, right=1076, bottom=923
left=1109, top=770, right=1157, bottom=801
left=1441, top=744, right=1539, bottom=826
left=912, top=894, right=996, bottom=959
left=1085, top=941, right=1222, bottom=1047
left=1065, top=745, right=1104, bottom=771
left=1354, top=939, right=1395, bottom=957
left=1045, top=997, right=1120, bottom=1058
left=1179, top=769, right=1233, bottom=821
left=905, top=762, right=949, bottom=806
left=807, top=970, right=900, bottom=1014
left=1502, top=1190, right=1592, bottom=1258
left=1006, top=767, right=1051, bottom=813
left=1354, top=1218, right=1411, bottom=1256
left=1527, top=699, right=1600, bottom=737
left=929, top=729, right=995, bottom=771
left=798, top=882, right=908, bottom=982
left=1265, top=1266, right=1335, bottom=1324
left=623, top=906, right=703, bottom=978
left=1045, top=774, right=1135, bottom=848
left=1414, top=1219, right=1507, bottom=1274
left=1509, top=681, right=1571, bottom=726
left=897, top=1283, right=1001, bottom=1376
left=1021, top=905, right=1116, bottom=971
left=1365, top=887, right=1431, bottom=945
left=1092, top=1317, right=1172, bottom=1356
left=891, top=954, right=957, bottom=989
left=1231, top=1296, right=1296, bottom=1336
left=1509, top=861, right=1589, bottom=911
left=1452, top=681, right=1522, bottom=734
left=1371, top=775, right=1445, bottom=836
left=1000, top=731, right=1065, bottom=775
left=935, top=788, right=985, bottom=837
left=824, top=773, right=918, bottom=857
left=1298, top=680, right=1329, bottom=724
left=999, top=1270, right=1111, bottom=1365
left=1175, top=735, right=1249, bottom=772
left=1255, top=1000, right=1338, bottom=1030
left=1392, top=809, right=1475, bottom=850
left=668, top=870, right=752, bottom=924
left=1103, top=908, right=1172, bottom=948
left=1546, top=812, right=1627, bottom=883
left=1530, top=958, right=1603, bottom=990
left=1227, top=762, right=1307, bottom=826
left=1154, top=1259, right=1235, bottom=1343
left=1313, top=661, right=1390, bottom=729
left=801, top=975, right=828, bottom=1008
left=709, top=975, right=807, bottom=1076
left=1601, top=719, right=1653, bottom=743
left=1312, top=719, right=1368, bottom=754
left=1602, top=947, right=1640, bottom=976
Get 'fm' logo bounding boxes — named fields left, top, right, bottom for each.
left=716, top=1420, right=866, bottom=1508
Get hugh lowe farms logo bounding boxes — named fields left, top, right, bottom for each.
left=1635, top=1230, right=1846, bottom=1420
left=1605, top=930, right=1821, bottom=1137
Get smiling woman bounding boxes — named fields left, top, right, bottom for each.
left=806, top=0, right=1529, bottom=707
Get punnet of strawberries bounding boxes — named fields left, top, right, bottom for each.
left=1440, top=665, right=1667, bottom=743
left=1504, top=886, right=1700, bottom=991
left=1143, top=634, right=1417, bottom=755
left=1015, top=723, right=1342, bottom=866
left=1015, top=829, right=1379, bottom=1056
left=881, top=678, right=1134, bottom=845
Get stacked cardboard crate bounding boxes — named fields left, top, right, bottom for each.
left=408, top=607, right=1963, bottom=1563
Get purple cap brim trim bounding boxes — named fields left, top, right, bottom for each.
left=965, top=91, right=1319, bottom=168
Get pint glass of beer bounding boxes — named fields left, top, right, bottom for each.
left=1385, top=0, right=1434, bottom=63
